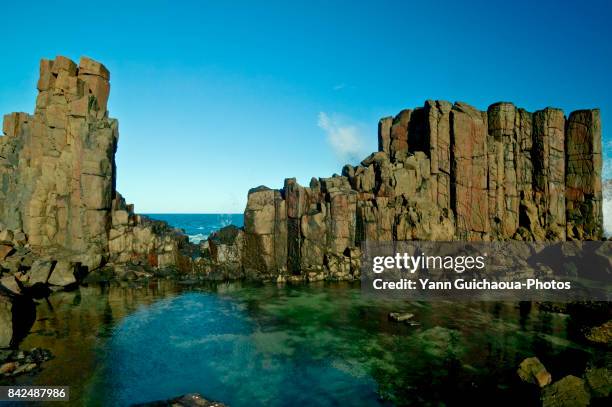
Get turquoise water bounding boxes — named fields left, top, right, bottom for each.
left=90, top=289, right=382, bottom=406
left=145, top=214, right=243, bottom=243
left=8, top=214, right=607, bottom=406
left=13, top=282, right=605, bottom=406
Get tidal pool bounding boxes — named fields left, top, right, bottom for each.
left=8, top=281, right=606, bottom=406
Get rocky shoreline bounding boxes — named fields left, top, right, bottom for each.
left=1, top=55, right=610, bottom=340
left=1, top=56, right=609, bottom=286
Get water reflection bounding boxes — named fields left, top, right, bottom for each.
left=3, top=282, right=605, bottom=406
left=0, top=294, right=36, bottom=349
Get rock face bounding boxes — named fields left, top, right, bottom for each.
left=206, top=100, right=603, bottom=281
left=1, top=59, right=604, bottom=283
left=0, top=56, right=191, bottom=279
left=1, top=56, right=115, bottom=260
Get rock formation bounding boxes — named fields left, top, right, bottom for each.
left=0, top=57, right=605, bottom=285
left=206, top=100, right=604, bottom=281
left=0, top=56, right=191, bottom=292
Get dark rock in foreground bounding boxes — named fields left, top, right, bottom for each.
left=132, top=393, right=227, bottom=407
left=0, top=347, right=53, bottom=378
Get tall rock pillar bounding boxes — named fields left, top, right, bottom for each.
left=565, top=109, right=603, bottom=239
left=533, top=108, right=566, bottom=239
left=1, top=56, right=117, bottom=262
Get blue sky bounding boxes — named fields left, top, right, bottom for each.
left=2, top=0, right=611, bottom=213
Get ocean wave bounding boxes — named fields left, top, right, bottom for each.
left=188, top=233, right=209, bottom=244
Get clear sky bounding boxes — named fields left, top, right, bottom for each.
left=2, top=0, right=611, bottom=213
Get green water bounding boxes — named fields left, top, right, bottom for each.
left=7, top=281, right=606, bottom=406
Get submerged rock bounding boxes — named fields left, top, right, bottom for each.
left=585, top=320, right=612, bottom=345
left=584, top=367, right=611, bottom=398
left=517, top=356, right=552, bottom=387
left=388, top=312, right=414, bottom=322
left=541, top=375, right=590, bottom=407
left=132, top=393, right=228, bottom=407
left=0, top=347, right=53, bottom=378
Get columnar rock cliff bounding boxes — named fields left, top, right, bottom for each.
left=207, top=101, right=603, bottom=281
left=1, top=56, right=116, bottom=266
left=0, top=56, right=190, bottom=287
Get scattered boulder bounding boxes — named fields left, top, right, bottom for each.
left=388, top=312, right=415, bottom=322
left=0, top=348, right=53, bottom=378
left=517, top=357, right=552, bottom=387
left=541, top=375, right=590, bottom=407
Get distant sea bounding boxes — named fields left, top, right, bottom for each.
left=145, top=214, right=243, bottom=244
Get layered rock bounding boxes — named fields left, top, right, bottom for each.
left=206, top=100, right=603, bottom=281
left=0, top=56, right=191, bottom=286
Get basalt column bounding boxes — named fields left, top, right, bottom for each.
left=450, top=102, right=489, bottom=240
left=1, top=56, right=116, bottom=260
left=426, top=100, right=453, bottom=211
left=565, top=109, right=603, bottom=239
left=533, top=108, right=566, bottom=239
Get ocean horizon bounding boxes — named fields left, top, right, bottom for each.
left=145, top=213, right=244, bottom=244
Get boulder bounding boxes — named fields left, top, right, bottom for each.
left=28, top=259, right=53, bottom=284
left=517, top=357, right=552, bottom=387
left=584, top=367, right=611, bottom=398
left=208, top=225, right=244, bottom=264
left=0, top=244, right=14, bottom=260
left=47, top=261, right=76, bottom=286
left=541, top=375, right=590, bottom=407
left=389, top=312, right=414, bottom=322
left=585, top=320, right=612, bottom=345
left=0, top=276, right=21, bottom=296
